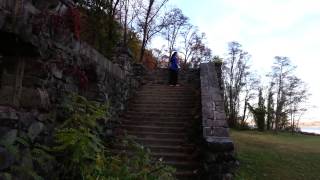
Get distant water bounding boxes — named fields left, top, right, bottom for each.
left=300, top=127, right=320, bottom=134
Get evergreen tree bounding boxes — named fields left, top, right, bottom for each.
left=248, top=88, right=266, bottom=131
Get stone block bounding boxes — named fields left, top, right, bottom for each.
left=28, top=122, right=44, bottom=141
left=1, top=129, right=17, bottom=145
left=0, top=86, right=14, bottom=106
left=216, top=111, right=227, bottom=120
left=0, top=106, right=18, bottom=120
left=1, top=73, right=44, bottom=87
left=215, top=104, right=225, bottom=112
left=0, top=147, right=15, bottom=170
left=51, top=64, right=63, bottom=79
left=204, top=119, right=228, bottom=127
left=20, top=88, right=50, bottom=110
left=212, top=92, right=223, bottom=101
left=203, top=127, right=230, bottom=137
left=19, top=112, right=37, bottom=130
left=206, top=136, right=234, bottom=152
left=0, top=86, right=50, bottom=109
left=208, top=111, right=226, bottom=120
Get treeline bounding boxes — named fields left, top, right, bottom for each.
left=75, top=0, right=212, bottom=68
left=221, top=41, right=309, bottom=132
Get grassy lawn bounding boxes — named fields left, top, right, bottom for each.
left=230, top=130, right=320, bottom=180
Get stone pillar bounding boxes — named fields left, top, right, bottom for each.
left=200, top=62, right=238, bottom=180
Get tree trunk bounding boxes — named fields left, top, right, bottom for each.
left=241, top=100, right=247, bottom=126
left=123, top=0, right=129, bottom=47
left=139, top=0, right=154, bottom=63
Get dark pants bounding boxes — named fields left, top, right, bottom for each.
left=169, top=69, right=178, bottom=85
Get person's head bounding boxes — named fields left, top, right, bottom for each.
left=172, top=52, right=177, bottom=58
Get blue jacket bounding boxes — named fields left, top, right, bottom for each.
left=169, top=56, right=179, bottom=71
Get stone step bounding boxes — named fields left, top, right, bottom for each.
left=131, top=100, right=195, bottom=105
left=129, top=102, right=194, bottom=108
left=125, top=130, right=186, bottom=139
left=136, top=94, right=194, bottom=99
left=139, top=90, right=192, bottom=94
left=122, top=114, right=193, bottom=121
left=121, top=119, right=186, bottom=128
left=112, top=144, right=195, bottom=155
left=114, top=81, right=200, bottom=179
left=135, top=97, right=195, bottom=102
left=152, top=152, right=193, bottom=162
left=139, top=90, right=193, bottom=94
left=134, top=137, right=185, bottom=146
left=142, top=85, right=192, bottom=89
left=127, top=107, right=194, bottom=113
left=125, top=111, right=193, bottom=118
left=139, top=84, right=194, bottom=91
left=146, top=145, right=195, bottom=154
left=122, top=125, right=185, bottom=134
left=137, top=89, right=194, bottom=96
left=139, top=87, right=192, bottom=91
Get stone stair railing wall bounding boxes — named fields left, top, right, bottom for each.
left=200, top=62, right=238, bottom=180
left=0, top=1, right=144, bottom=175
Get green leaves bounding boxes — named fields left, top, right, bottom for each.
left=102, top=138, right=176, bottom=180
left=54, top=128, right=103, bottom=159
left=0, top=133, right=56, bottom=180
left=53, top=94, right=108, bottom=179
left=53, top=127, right=104, bottom=178
left=60, top=93, right=109, bottom=129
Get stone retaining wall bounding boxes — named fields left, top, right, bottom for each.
left=200, top=62, right=238, bottom=180
left=0, top=2, right=144, bottom=178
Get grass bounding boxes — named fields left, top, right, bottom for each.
left=230, top=130, right=320, bottom=180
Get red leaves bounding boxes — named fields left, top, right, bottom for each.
left=31, top=7, right=81, bottom=40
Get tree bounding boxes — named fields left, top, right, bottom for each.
left=266, top=82, right=275, bottom=130
left=188, top=32, right=212, bottom=68
left=223, top=41, right=251, bottom=127
left=180, top=24, right=198, bottom=65
left=271, top=56, right=296, bottom=131
left=151, top=46, right=167, bottom=67
left=162, top=8, right=188, bottom=57
left=135, top=0, right=169, bottom=63
left=286, top=76, right=309, bottom=132
left=120, top=0, right=130, bottom=46
left=77, top=0, right=123, bottom=57
left=265, top=56, right=309, bottom=131
left=117, top=0, right=140, bottom=47
left=248, top=88, right=266, bottom=131
left=241, top=73, right=260, bottom=127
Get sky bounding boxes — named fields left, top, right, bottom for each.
left=162, top=0, right=320, bottom=121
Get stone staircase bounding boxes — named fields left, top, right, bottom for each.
left=118, top=69, right=201, bottom=179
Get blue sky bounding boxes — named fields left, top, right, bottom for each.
left=164, top=0, right=320, bottom=121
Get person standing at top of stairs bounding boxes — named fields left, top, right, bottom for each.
left=168, top=52, right=180, bottom=87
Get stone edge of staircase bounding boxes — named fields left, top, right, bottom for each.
left=200, top=62, right=238, bottom=180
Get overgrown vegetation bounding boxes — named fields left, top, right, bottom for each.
left=0, top=94, right=175, bottom=180
left=231, top=130, right=320, bottom=180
